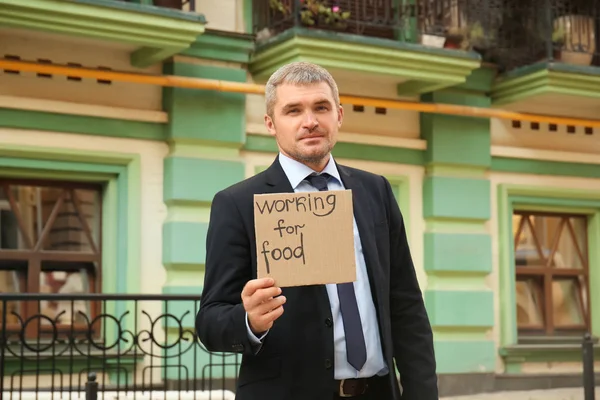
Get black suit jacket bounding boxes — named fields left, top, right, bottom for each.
left=196, top=157, right=438, bottom=400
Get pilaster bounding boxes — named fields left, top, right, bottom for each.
left=420, top=67, right=497, bottom=375
left=161, top=60, right=247, bottom=380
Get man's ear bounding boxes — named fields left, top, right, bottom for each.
left=265, top=114, right=276, bottom=137
left=337, top=105, right=344, bottom=128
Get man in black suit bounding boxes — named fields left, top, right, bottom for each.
left=196, top=61, right=438, bottom=399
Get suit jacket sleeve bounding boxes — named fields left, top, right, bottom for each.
left=382, top=176, right=438, bottom=399
left=196, top=189, right=257, bottom=356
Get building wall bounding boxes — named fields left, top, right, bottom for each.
left=0, top=127, right=168, bottom=294
left=0, top=28, right=163, bottom=111
left=490, top=170, right=600, bottom=372
left=2, top=0, right=600, bottom=395
left=0, top=126, right=169, bottom=385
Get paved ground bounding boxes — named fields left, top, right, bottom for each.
left=441, top=387, right=599, bottom=400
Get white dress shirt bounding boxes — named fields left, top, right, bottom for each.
left=247, top=152, right=388, bottom=379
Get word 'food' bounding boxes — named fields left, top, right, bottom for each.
left=261, top=219, right=305, bottom=273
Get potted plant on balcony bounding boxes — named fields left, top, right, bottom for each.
left=269, top=0, right=351, bottom=30
left=269, top=0, right=291, bottom=15
left=418, top=0, right=466, bottom=49
left=299, top=0, right=351, bottom=29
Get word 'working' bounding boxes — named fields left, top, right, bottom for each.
left=255, top=193, right=337, bottom=217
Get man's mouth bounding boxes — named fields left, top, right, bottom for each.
left=300, top=135, right=324, bottom=140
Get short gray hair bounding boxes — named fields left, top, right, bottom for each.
left=264, top=62, right=340, bottom=118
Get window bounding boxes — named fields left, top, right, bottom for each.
left=0, top=179, right=102, bottom=335
left=513, top=211, right=589, bottom=337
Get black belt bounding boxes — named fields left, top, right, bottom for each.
left=334, top=377, right=372, bottom=397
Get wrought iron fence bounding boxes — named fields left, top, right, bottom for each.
left=253, top=0, right=502, bottom=59
left=0, top=294, right=239, bottom=399
left=493, top=0, right=600, bottom=72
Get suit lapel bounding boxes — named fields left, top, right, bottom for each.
left=337, top=164, right=384, bottom=315
left=264, top=156, right=294, bottom=194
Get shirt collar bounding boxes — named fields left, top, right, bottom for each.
left=278, top=152, right=342, bottom=190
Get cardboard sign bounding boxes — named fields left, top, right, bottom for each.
left=253, top=190, right=356, bottom=287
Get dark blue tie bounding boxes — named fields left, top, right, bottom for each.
left=305, top=173, right=367, bottom=371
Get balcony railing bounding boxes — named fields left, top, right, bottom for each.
left=254, top=0, right=501, bottom=58
left=119, top=0, right=197, bottom=12
left=470, top=0, right=600, bottom=72
left=0, top=294, right=239, bottom=399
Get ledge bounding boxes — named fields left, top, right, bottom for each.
left=249, top=27, right=481, bottom=95
left=180, top=28, right=255, bottom=64
left=0, top=0, right=206, bottom=68
left=491, top=62, right=600, bottom=118
left=500, top=341, right=600, bottom=364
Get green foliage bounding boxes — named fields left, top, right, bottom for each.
left=269, top=0, right=351, bottom=29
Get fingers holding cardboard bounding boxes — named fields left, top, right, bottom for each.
left=242, top=277, right=276, bottom=298
left=242, top=278, right=286, bottom=334
left=249, top=301, right=285, bottom=335
left=243, top=285, right=281, bottom=311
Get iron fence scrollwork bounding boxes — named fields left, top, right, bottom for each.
left=0, top=294, right=239, bottom=400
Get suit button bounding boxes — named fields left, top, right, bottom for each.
left=325, top=318, right=333, bottom=327
left=325, top=359, right=332, bottom=369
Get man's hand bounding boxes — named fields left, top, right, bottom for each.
left=242, top=278, right=286, bottom=335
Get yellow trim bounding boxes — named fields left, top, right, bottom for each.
left=3, top=58, right=600, bottom=128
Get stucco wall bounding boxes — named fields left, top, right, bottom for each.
left=0, top=127, right=169, bottom=295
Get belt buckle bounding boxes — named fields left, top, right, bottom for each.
left=339, top=379, right=367, bottom=398
left=339, top=379, right=352, bottom=398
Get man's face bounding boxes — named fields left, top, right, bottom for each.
left=265, top=81, right=343, bottom=169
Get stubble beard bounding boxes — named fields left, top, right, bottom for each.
left=292, top=140, right=331, bottom=166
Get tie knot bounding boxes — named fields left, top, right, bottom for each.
left=305, top=173, right=330, bottom=191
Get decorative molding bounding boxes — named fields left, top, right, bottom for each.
left=0, top=0, right=206, bottom=67
left=491, top=145, right=600, bottom=165
left=180, top=29, right=255, bottom=64
left=0, top=95, right=168, bottom=123
left=500, top=343, right=600, bottom=364
left=249, top=28, right=481, bottom=92
left=492, top=62, right=600, bottom=106
left=0, top=108, right=166, bottom=141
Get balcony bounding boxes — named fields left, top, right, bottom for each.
left=0, top=0, right=206, bottom=68
left=491, top=0, right=600, bottom=119
left=249, top=0, right=492, bottom=96
left=0, top=293, right=239, bottom=399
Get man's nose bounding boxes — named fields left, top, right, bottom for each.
left=302, top=112, right=318, bottom=130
